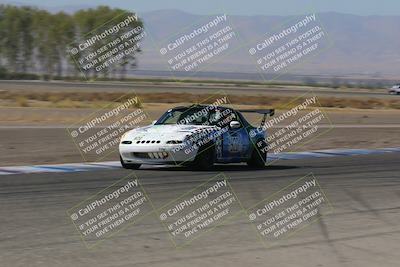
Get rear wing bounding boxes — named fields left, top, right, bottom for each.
left=238, top=109, right=275, bottom=116
left=238, top=109, right=275, bottom=128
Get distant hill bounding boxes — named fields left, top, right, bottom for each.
left=138, top=10, right=400, bottom=79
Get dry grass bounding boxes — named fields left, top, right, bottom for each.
left=15, top=96, right=29, bottom=107
left=0, top=91, right=399, bottom=110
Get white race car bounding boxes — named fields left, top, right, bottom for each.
left=389, top=84, right=400, bottom=95
left=119, top=105, right=274, bottom=170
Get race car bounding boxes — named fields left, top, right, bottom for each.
left=389, top=84, right=400, bottom=95
left=119, top=105, right=274, bottom=170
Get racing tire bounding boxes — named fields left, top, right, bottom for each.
left=190, top=143, right=215, bottom=170
left=120, top=156, right=141, bottom=170
left=247, top=141, right=266, bottom=169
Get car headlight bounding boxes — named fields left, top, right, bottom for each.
left=120, top=132, right=131, bottom=144
left=166, top=140, right=183, bottom=144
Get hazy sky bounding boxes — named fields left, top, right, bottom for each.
left=3, top=0, right=400, bottom=16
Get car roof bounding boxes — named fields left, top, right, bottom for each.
left=170, top=104, right=234, bottom=111
left=165, top=104, right=252, bottom=127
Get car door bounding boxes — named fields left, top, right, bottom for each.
left=219, top=113, right=251, bottom=162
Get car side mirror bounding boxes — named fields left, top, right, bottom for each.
left=230, top=121, right=241, bottom=129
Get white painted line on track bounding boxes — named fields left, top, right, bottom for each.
left=0, top=147, right=399, bottom=176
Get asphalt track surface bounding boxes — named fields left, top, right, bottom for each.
left=0, top=80, right=395, bottom=99
left=1, top=152, right=400, bottom=267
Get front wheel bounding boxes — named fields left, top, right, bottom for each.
left=120, top=156, right=141, bottom=170
left=190, top=143, right=215, bottom=170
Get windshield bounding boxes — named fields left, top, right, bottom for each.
left=155, top=107, right=236, bottom=126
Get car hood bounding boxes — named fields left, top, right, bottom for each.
left=123, top=124, right=218, bottom=142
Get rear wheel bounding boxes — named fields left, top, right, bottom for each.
left=247, top=140, right=266, bottom=168
left=120, top=156, right=141, bottom=170
left=190, top=143, right=215, bottom=170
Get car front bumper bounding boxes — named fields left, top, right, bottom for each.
left=119, top=143, right=199, bottom=165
